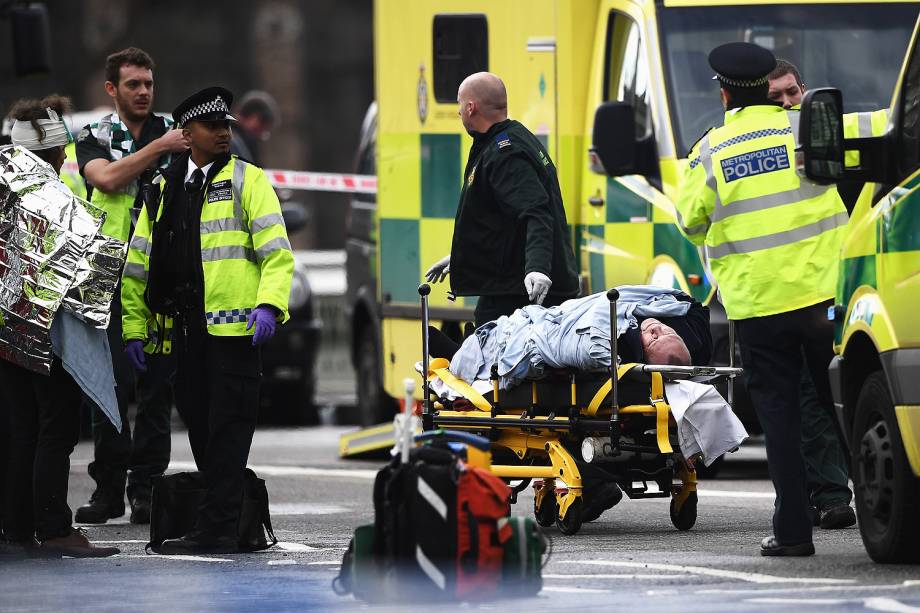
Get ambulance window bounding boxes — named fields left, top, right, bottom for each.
left=433, top=14, right=489, bottom=104
left=603, top=12, right=653, bottom=139
left=897, top=41, right=920, bottom=178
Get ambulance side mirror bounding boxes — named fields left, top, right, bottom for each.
left=590, top=102, right=637, bottom=176
left=799, top=88, right=845, bottom=185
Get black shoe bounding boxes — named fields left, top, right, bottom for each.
left=129, top=497, right=151, bottom=525
left=158, top=532, right=238, bottom=555
left=0, top=535, right=42, bottom=558
left=760, top=535, right=815, bottom=557
left=819, top=503, right=857, bottom=529
left=809, top=505, right=820, bottom=527
left=581, top=482, right=624, bottom=523
left=75, top=490, right=125, bottom=524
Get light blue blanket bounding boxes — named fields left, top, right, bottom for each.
left=450, top=285, right=691, bottom=389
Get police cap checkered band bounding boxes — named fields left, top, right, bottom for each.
left=708, top=42, right=776, bottom=89
left=172, top=86, right=235, bottom=126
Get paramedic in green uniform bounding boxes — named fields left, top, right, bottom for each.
left=424, top=72, right=579, bottom=328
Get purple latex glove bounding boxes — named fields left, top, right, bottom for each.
left=246, top=305, right=277, bottom=346
left=125, top=339, right=147, bottom=372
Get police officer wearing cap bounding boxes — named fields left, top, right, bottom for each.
left=121, top=87, right=294, bottom=553
left=675, top=43, right=849, bottom=556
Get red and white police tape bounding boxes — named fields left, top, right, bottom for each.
left=61, top=161, right=378, bottom=195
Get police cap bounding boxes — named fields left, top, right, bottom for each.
left=708, top=42, right=776, bottom=88
left=172, top=87, right=236, bottom=127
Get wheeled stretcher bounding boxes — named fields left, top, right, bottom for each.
left=416, top=284, right=743, bottom=536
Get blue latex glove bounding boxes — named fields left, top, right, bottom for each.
left=125, top=339, right=147, bottom=372
left=247, top=305, right=277, bottom=346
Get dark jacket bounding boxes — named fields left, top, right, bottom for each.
left=449, top=119, right=579, bottom=298
left=146, top=151, right=230, bottom=325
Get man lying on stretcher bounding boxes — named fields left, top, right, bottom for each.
left=424, top=286, right=743, bottom=523
left=428, top=285, right=712, bottom=382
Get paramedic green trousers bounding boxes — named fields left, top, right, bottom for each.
left=800, top=364, right=852, bottom=510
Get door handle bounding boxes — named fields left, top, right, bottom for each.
left=588, top=195, right=604, bottom=207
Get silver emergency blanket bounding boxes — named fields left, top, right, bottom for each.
left=0, top=145, right=125, bottom=374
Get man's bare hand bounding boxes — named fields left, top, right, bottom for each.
left=158, top=129, right=190, bottom=153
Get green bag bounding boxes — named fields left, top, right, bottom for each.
left=500, top=516, right=547, bottom=596
left=333, top=524, right=380, bottom=600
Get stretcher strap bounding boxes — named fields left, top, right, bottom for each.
left=653, top=372, right=673, bottom=454
left=586, top=363, right=640, bottom=417
left=430, top=363, right=492, bottom=412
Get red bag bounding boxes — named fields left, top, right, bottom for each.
left=456, top=466, right=513, bottom=599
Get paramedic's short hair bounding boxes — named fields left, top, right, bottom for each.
left=769, top=59, right=804, bottom=86
left=105, top=47, right=155, bottom=86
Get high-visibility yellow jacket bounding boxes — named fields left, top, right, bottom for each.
left=121, top=155, right=293, bottom=343
left=675, top=105, right=848, bottom=320
left=61, top=142, right=87, bottom=200
left=843, top=109, right=890, bottom=167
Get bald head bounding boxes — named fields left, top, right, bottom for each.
left=457, top=72, right=508, bottom=133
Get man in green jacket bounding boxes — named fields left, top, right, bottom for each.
left=425, top=72, right=579, bottom=327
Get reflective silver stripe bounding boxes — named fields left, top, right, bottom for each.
left=676, top=208, right=708, bottom=237
left=415, top=545, right=446, bottom=590
left=129, top=235, right=149, bottom=253
left=255, top=236, right=291, bottom=260
left=786, top=111, right=800, bottom=145
left=416, top=477, right=447, bottom=520
left=708, top=211, right=848, bottom=259
left=123, top=262, right=147, bottom=280
left=200, top=217, right=245, bottom=234
left=201, top=245, right=256, bottom=262
left=699, top=133, right=721, bottom=210
left=711, top=182, right=830, bottom=223
left=250, top=213, right=286, bottom=234
left=231, top=158, right=246, bottom=223
left=857, top=112, right=873, bottom=138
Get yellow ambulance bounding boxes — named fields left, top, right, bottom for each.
left=350, top=0, right=918, bottom=427
left=800, top=16, right=920, bottom=563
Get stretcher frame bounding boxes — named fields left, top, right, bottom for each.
left=416, top=284, right=743, bottom=535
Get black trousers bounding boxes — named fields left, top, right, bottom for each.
left=0, top=358, right=81, bottom=541
left=735, top=300, right=836, bottom=545
left=89, top=291, right=174, bottom=499
left=473, top=293, right=568, bottom=328
left=800, top=361, right=851, bottom=509
left=174, top=321, right=261, bottom=537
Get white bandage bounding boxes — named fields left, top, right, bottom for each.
left=10, top=108, right=71, bottom=151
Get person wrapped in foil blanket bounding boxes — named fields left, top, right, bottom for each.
left=0, top=144, right=125, bottom=429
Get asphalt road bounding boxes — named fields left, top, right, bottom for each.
left=3, top=426, right=919, bottom=612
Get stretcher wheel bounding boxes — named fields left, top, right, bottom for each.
left=556, top=497, right=583, bottom=536
left=670, top=491, right=697, bottom=531
left=534, top=490, right=558, bottom=528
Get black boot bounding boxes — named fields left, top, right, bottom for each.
left=129, top=495, right=151, bottom=525
left=75, top=488, right=125, bottom=524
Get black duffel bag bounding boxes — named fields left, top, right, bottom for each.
left=147, top=468, right=277, bottom=553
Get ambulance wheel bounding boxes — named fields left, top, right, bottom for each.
left=355, top=326, right=398, bottom=427
left=556, top=497, right=583, bottom=536
left=534, top=490, right=558, bottom=528
left=670, top=491, right=697, bottom=531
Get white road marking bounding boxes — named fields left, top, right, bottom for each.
left=746, top=598, right=848, bottom=605
left=562, top=560, right=855, bottom=585
left=696, top=490, right=774, bottom=499
left=542, top=586, right=610, bottom=594
left=91, top=540, right=148, bottom=544
left=543, top=574, right=689, bottom=580
left=167, top=461, right=378, bottom=480
left=697, top=581, right=920, bottom=596
left=865, top=598, right=920, bottom=613
left=308, top=561, right=343, bottom=566
left=165, top=460, right=777, bottom=501
left=270, top=502, right=351, bottom=516
left=267, top=560, right=298, bottom=566
left=124, top=554, right=233, bottom=562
